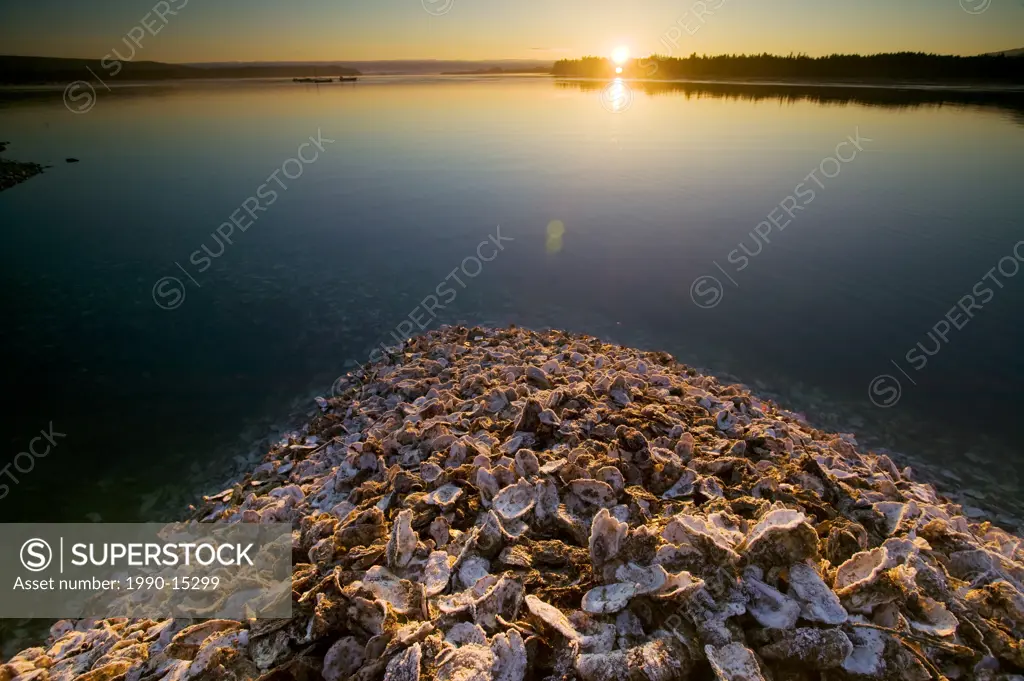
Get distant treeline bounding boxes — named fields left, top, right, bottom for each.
left=440, top=66, right=551, bottom=75
left=558, top=79, right=1024, bottom=123
left=553, top=53, right=1024, bottom=84
left=0, top=56, right=360, bottom=84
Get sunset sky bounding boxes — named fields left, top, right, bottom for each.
left=1, top=0, right=1020, bottom=63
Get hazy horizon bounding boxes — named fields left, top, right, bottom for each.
left=1, top=0, right=1021, bottom=64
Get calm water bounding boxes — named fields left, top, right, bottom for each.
left=1, top=76, right=1023, bottom=524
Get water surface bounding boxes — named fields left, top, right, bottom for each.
left=1, top=76, right=1023, bottom=523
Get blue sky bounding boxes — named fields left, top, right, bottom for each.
left=1, top=0, right=1020, bottom=62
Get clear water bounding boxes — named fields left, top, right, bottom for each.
left=1, top=76, right=1023, bottom=524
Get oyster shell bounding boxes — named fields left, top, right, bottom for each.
left=590, top=507, right=628, bottom=568
left=386, top=509, right=417, bottom=569
left=582, top=583, right=638, bottom=614
left=492, top=480, right=537, bottom=521
left=705, top=643, right=767, bottom=681
left=787, top=562, right=848, bottom=625
left=742, top=507, right=819, bottom=567
left=15, top=325, right=1024, bottom=681
left=383, top=643, right=421, bottom=681
left=424, top=550, right=452, bottom=596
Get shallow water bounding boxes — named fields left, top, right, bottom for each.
left=1, top=76, right=1023, bottom=524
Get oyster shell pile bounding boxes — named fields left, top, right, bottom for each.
left=6, top=325, right=1024, bottom=681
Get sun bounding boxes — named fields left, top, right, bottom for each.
left=611, top=45, right=630, bottom=65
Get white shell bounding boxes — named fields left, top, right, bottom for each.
left=323, top=637, right=366, bottom=681
left=424, top=550, right=452, bottom=597
left=383, top=643, right=421, bottom=681
left=492, top=480, right=537, bottom=521
left=446, top=622, right=488, bottom=647
left=704, top=642, right=766, bottom=681
left=786, top=562, right=847, bottom=625
left=386, top=509, right=417, bottom=569
left=569, top=479, right=618, bottom=508
left=491, top=630, right=527, bottom=681
left=582, top=583, right=638, bottom=614
left=458, top=555, right=492, bottom=590
left=841, top=622, right=886, bottom=676
left=525, top=595, right=580, bottom=641
left=589, top=507, right=628, bottom=568
left=909, top=596, right=958, bottom=637
left=615, top=563, right=669, bottom=595
left=662, top=469, right=698, bottom=499
left=514, top=449, right=540, bottom=478
left=533, top=479, right=560, bottom=523
left=426, top=484, right=463, bottom=509
left=436, top=644, right=494, bottom=681
left=362, top=566, right=416, bottom=614
left=741, top=569, right=800, bottom=630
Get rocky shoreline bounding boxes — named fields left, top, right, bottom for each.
left=0, top=141, right=44, bottom=192
left=4, top=325, right=1024, bottom=680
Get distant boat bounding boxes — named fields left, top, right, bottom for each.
left=293, top=77, right=333, bottom=83
left=339, top=77, right=358, bottom=82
